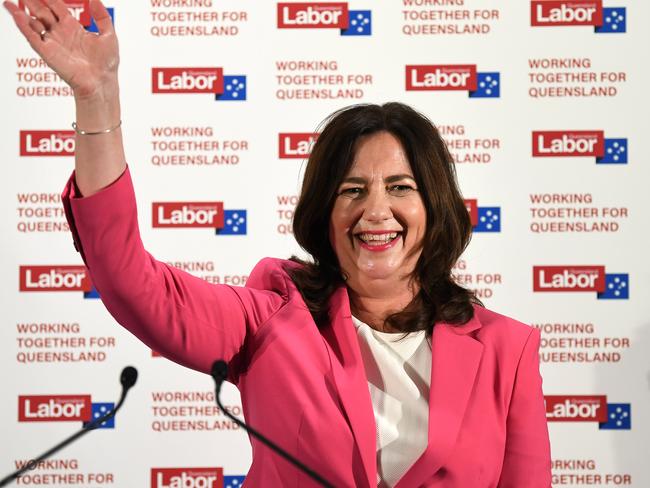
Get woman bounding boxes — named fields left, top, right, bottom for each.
left=5, top=1, right=552, bottom=486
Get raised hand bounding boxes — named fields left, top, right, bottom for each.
left=4, top=0, right=119, bottom=100
left=5, top=0, right=126, bottom=195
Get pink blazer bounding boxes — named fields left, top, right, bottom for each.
left=62, top=167, right=551, bottom=487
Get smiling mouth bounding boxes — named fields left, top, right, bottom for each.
left=355, top=232, right=401, bottom=247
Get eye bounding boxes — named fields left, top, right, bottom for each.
left=387, top=184, right=416, bottom=195
left=338, top=187, right=365, bottom=198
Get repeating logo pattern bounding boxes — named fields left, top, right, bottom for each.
left=151, top=468, right=222, bottom=488
left=150, top=468, right=245, bottom=488
left=533, top=266, right=629, bottom=299
left=152, top=203, right=247, bottom=235
left=530, top=1, right=625, bottom=33
left=405, top=65, right=500, bottom=98
left=545, top=395, right=631, bottom=430
left=532, top=130, right=628, bottom=164
left=18, top=395, right=114, bottom=429
left=277, top=3, right=372, bottom=35
left=152, top=68, right=247, bottom=101
left=18, top=266, right=96, bottom=298
left=6, top=0, right=639, bottom=482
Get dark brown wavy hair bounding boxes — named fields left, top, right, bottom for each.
left=287, top=102, right=481, bottom=334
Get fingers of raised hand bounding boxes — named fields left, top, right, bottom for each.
left=42, top=0, right=73, bottom=22
left=88, top=0, right=113, bottom=35
left=4, top=2, right=47, bottom=48
left=27, top=15, right=48, bottom=39
left=23, top=0, right=56, bottom=28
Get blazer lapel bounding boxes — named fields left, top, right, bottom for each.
left=395, top=314, right=484, bottom=488
left=321, top=286, right=377, bottom=488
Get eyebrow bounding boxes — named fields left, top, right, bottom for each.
left=341, top=174, right=416, bottom=184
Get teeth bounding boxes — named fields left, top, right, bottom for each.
left=358, top=232, right=398, bottom=244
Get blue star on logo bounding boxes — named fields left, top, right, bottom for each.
left=341, top=10, right=372, bottom=36
left=216, top=76, right=247, bottom=101
left=469, top=72, right=500, bottom=98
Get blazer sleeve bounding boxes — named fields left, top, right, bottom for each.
left=61, top=166, right=285, bottom=381
left=498, top=327, right=552, bottom=487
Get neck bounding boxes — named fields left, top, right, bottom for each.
left=347, top=280, right=417, bottom=332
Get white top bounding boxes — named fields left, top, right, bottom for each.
left=352, top=316, right=432, bottom=487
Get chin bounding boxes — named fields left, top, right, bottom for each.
left=357, top=260, right=405, bottom=281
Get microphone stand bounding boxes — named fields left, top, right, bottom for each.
left=0, top=366, right=138, bottom=487
left=211, top=361, right=334, bottom=488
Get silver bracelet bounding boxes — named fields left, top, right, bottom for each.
left=72, top=120, right=122, bottom=135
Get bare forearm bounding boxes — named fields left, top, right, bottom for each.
left=73, top=79, right=126, bottom=196
left=4, top=0, right=125, bottom=195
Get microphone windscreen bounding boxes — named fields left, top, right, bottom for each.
left=120, top=366, right=138, bottom=389
left=211, top=360, right=228, bottom=383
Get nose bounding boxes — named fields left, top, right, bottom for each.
left=361, top=186, right=392, bottom=222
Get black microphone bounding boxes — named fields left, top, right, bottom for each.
left=0, top=366, right=138, bottom=487
left=210, top=360, right=334, bottom=488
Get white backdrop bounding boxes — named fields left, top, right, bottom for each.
left=2, top=0, right=649, bottom=486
